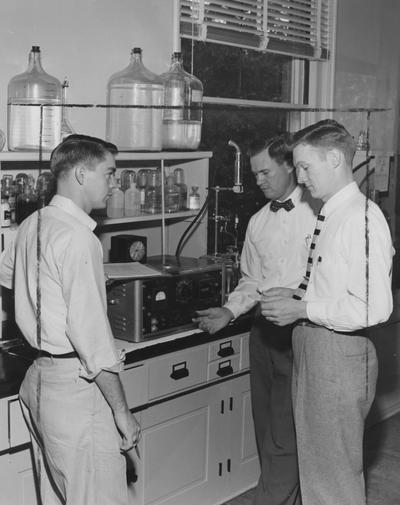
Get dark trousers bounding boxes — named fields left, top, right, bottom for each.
left=249, top=315, right=301, bottom=505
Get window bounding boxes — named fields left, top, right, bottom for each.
left=181, top=0, right=331, bottom=60
left=179, top=0, right=335, bottom=254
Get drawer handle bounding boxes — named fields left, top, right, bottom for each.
left=170, top=361, right=189, bottom=380
left=216, top=361, right=233, bottom=377
left=217, top=345, right=234, bottom=358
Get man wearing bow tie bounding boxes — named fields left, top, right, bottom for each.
left=194, top=134, right=318, bottom=505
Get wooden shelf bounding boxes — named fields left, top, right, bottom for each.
left=0, top=151, right=213, bottom=162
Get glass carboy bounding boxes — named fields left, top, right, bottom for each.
left=160, top=52, right=203, bottom=150
left=7, top=46, right=62, bottom=151
left=106, top=47, right=163, bottom=151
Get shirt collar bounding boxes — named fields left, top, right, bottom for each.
left=275, top=185, right=303, bottom=204
left=320, top=181, right=360, bottom=217
left=49, top=194, right=97, bottom=231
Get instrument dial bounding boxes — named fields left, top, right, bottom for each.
left=129, top=240, right=146, bottom=262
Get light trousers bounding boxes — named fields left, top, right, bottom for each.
left=19, top=356, right=129, bottom=505
left=292, top=325, right=378, bottom=505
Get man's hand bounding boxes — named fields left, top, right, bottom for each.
left=114, top=408, right=141, bottom=452
left=260, top=288, right=307, bottom=326
left=192, top=307, right=233, bottom=334
left=94, top=370, right=141, bottom=453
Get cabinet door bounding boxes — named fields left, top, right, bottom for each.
left=227, top=374, right=259, bottom=495
left=0, top=447, right=38, bottom=505
left=131, top=386, right=219, bottom=505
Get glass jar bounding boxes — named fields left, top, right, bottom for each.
left=16, top=183, right=38, bottom=224
left=165, top=175, right=180, bottom=213
left=188, top=185, right=200, bottom=210
left=120, top=169, right=136, bottom=192
left=144, top=170, right=162, bottom=214
left=160, top=52, right=203, bottom=150
left=136, top=169, right=148, bottom=212
left=106, top=47, right=164, bottom=151
left=173, top=167, right=188, bottom=210
left=7, top=46, right=62, bottom=151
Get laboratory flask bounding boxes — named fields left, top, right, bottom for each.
left=106, top=47, right=163, bottom=151
left=7, top=46, right=62, bottom=151
left=160, top=52, right=203, bottom=150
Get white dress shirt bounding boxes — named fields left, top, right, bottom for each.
left=0, top=195, right=123, bottom=379
left=225, top=186, right=318, bottom=319
left=305, top=182, right=394, bottom=331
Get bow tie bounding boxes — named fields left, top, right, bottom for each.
left=270, top=198, right=295, bottom=212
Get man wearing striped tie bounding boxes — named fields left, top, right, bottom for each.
left=260, top=120, right=394, bottom=505
left=194, top=134, right=318, bottom=505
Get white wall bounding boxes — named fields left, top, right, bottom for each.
left=0, top=0, right=175, bottom=140
left=333, top=0, right=400, bottom=152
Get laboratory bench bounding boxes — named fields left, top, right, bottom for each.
left=0, top=314, right=260, bottom=505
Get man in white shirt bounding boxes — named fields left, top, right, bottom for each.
left=194, top=135, right=318, bottom=505
left=0, top=135, right=140, bottom=505
left=260, top=120, right=393, bottom=505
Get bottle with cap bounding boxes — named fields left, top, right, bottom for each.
left=7, top=46, right=62, bottom=151
left=144, top=170, right=162, bottom=214
left=124, top=178, right=141, bottom=217
left=160, top=51, right=203, bottom=150
left=165, top=175, right=180, bottom=213
left=173, top=167, right=188, bottom=210
left=107, top=179, right=124, bottom=218
left=188, top=186, right=200, bottom=210
left=106, top=47, right=163, bottom=151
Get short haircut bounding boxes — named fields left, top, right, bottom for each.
left=50, top=134, right=118, bottom=179
left=289, top=119, right=356, bottom=165
left=247, top=134, right=293, bottom=167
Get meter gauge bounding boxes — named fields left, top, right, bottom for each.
left=110, top=234, right=147, bottom=263
left=129, top=240, right=146, bottom=262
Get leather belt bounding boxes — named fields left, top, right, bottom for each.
left=297, top=320, right=367, bottom=337
left=37, top=350, right=78, bottom=359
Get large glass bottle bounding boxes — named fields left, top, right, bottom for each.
left=7, top=46, right=62, bottom=151
left=106, top=47, right=163, bottom=151
left=160, top=52, right=203, bottom=150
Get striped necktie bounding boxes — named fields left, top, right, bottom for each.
left=293, top=213, right=325, bottom=300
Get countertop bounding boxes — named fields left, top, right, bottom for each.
left=0, top=315, right=253, bottom=400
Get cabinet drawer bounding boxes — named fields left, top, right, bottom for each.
left=208, top=336, right=240, bottom=362
left=207, top=355, right=240, bottom=381
left=120, top=362, right=148, bottom=410
left=148, top=347, right=208, bottom=400
left=240, top=333, right=250, bottom=370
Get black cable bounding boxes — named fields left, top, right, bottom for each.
left=352, top=155, right=374, bottom=173
left=175, top=161, right=217, bottom=258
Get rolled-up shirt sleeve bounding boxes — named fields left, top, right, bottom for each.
left=61, top=229, right=123, bottom=379
left=224, top=228, right=259, bottom=320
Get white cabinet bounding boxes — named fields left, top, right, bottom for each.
left=0, top=396, right=37, bottom=505
left=0, top=447, right=38, bottom=505
left=130, top=373, right=258, bottom=505
left=0, top=332, right=258, bottom=505
left=124, top=332, right=258, bottom=505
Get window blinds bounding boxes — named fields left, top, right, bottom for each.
left=180, top=0, right=332, bottom=60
